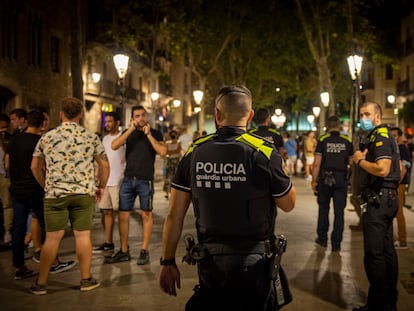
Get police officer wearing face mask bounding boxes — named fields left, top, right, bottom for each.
left=159, top=85, right=296, bottom=311
left=311, top=115, right=353, bottom=252
left=352, top=101, right=400, bottom=311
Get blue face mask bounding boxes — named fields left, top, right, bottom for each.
left=360, top=118, right=375, bottom=131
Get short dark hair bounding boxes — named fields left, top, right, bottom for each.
left=326, top=115, right=340, bottom=130
left=390, top=126, right=403, bottom=136
left=27, top=110, right=45, bottom=128
left=216, top=85, right=252, bottom=104
left=61, top=97, right=83, bottom=119
left=9, top=108, right=27, bottom=119
left=255, top=108, right=270, bottom=124
left=131, top=105, right=147, bottom=117
left=361, top=101, right=382, bottom=117
left=105, top=111, right=121, bottom=122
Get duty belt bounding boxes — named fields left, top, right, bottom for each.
left=201, top=241, right=270, bottom=255
left=182, top=234, right=287, bottom=265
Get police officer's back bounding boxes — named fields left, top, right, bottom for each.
left=311, top=115, right=353, bottom=251
left=159, top=85, right=296, bottom=311
left=249, top=108, right=284, bottom=150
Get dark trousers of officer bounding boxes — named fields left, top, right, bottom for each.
left=362, top=188, right=399, bottom=310
left=186, top=254, right=272, bottom=311
left=316, top=173, right=348, bottom=250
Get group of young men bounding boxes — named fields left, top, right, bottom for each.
left=0, top=89, right=410, bottom=311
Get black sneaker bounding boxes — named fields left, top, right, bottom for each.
left=80, top=276, right=100, bottom=292
left=29, top=282, right=47, bottom=295
left=104, top=249, right=131, bottom=264
left=92, top=242, right=115, bottom=254
left=50, top=260, right=76, bottom=274
left=32, top=250, right=41, bottom=263
left=15, top=266, right=36, bottom=280
left=137, top=249, right=150, bottom=265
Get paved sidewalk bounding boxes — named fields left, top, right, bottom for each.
left=0, top=156, right=413, bottom=310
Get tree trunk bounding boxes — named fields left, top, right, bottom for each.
left=70, top=0, right=84, bottom=102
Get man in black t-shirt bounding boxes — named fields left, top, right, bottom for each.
left=6, top=110, right=45, bottom=279
left=108, top=105, right=167, bottom=265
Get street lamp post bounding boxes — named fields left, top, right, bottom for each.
left=347, top=54, right=363, bottom=223
left=193, top=90, right=204, bottom=131
left=151, top=92, right=160, bottom=128
left=347, top=54, right=363, bottom=138
left=320, top=91, right=330, bottom=132
left=113, top=53, right=130, bottom=128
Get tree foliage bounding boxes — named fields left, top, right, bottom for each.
left=94, top=0, right=402, bottom=121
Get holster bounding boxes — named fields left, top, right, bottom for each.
left=363, top=189, right=381, bottom=208
left=322, top=171, right=336, bottom=186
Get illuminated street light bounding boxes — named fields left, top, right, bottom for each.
left=92, top=72, right=101, bottom=83
left=271, top=111, right=286, bottom=128
left=151, top=92, right=160, bottom=101
left=320, top=92, right=329, bottom=107
left=387, top=94, right=395, bottom=104
left=312, top=106, right=321, bottom=118
left=113, top=54, right=129, bottom=79
left=113, top=53, right=130, bottom=128
left=347, top=54, right=363, bottom=138
left=193, top=90, right=204, bottom=105
left=307, top=114, right=315, bottom=130
left=193, top=90, right=204, bottom=131
left=149, top=92, right=160, bottom=127
left=347, top=55, right=363, bottom=80
left=173, top=99, right=181, bottom=108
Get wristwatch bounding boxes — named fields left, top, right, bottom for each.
left=160, top=257, right=176, bottom=266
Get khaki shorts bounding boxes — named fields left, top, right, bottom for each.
left=44, top=195, right=94, bottom=232
left=98, top=185, right=120, bottom=211
left=306, top=156, right=314, bottom=165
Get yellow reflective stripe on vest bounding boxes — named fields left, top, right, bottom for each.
left=377, top=127, right=389, bottom=138
left=236, top=133, right=273, bottom=160
left=185, top=134, right=215, bottom=156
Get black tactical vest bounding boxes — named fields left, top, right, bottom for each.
left=189, top=133, right=276, bottom=242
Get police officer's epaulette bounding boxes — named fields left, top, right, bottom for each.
left=369, top=126, right=389, bottom=142
left=319, top=133, right=331, bottom=142
left=184, top=133, right=215, bottom=156
left=268, top=128, right=281, bottom=135
left=235, top=133, right=274, bottom=160
left=376, top=126, right=389, bottom=138
left=339, top=134, right=352, bottom=142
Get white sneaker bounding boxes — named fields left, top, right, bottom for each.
left=305, top=175, right=312, bottom=181
left=4, top=231, right=12, bottom=244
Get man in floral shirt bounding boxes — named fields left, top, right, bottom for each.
left=30, top=97, right=109, bottom=295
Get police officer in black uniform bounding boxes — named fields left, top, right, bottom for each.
left=311, top=115, right=353, bottom=252
left=352, top=101, right=400, bottom=311
left=249, top=108, right=284, bottom=152
left=159, top=85, right=296, bottom=311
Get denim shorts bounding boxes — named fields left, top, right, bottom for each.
left=119, top=177, right=153, bottom=212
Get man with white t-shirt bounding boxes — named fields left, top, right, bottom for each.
left=93, top=112, right=126, bottom=253
left=179, top=127, right=192, bottom=156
